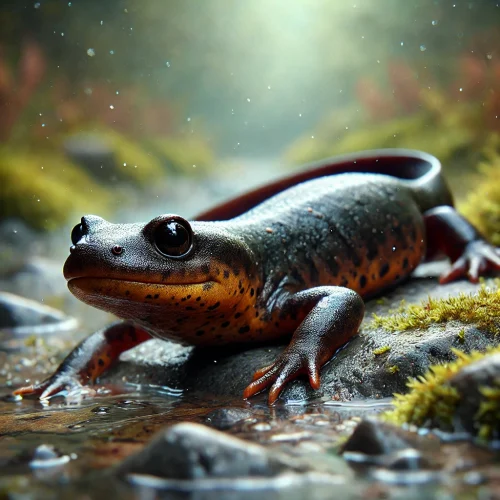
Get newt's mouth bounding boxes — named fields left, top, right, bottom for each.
left=67, top=277, right=221, bottom=305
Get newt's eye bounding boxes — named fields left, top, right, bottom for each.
left=71, top=223, right=85, bottom=245
left=153, top=218, right=193, bottom=258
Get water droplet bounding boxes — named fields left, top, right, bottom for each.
left=298, top=113, right=302, bottom=117
left=123, top=162, right=127, bottom=166
left=246, top=98, right=251, bottom=102
left=61, top=32, right=64, bottom=36
left=392, top=246, right=396, bottom=252
left=109, top=104, right=114, bottom=109
left=109, top=50, right=114, bottom=55
left=431, top=20, right=438, bottom=26
left=187, top=117, right=191, bottom=122
left=100, top=20, right=103, bottom=25
left=165, top=61, right=171, bottom=67
left=192, top=164, right=196, bottom=168
left=41, top=123, right=45, bottom=127
left=459, top=88, right=463, bottom=92
left=87, top=48, right=96, bottom=57
left=267, top=85, right=271, bottom=90
left=115, top=90, right=119, bottom=95
left=68, top=1, right=71, bottom=5
left=311, top=135, right=315, bottom=139
left=487, top=53, right=493, bottom=60
left=400, top=41, right=404, bottom=46
left=420, top=45, right=426, bottom=52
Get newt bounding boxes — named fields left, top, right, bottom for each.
left=14, top=149, right=500, bottom=404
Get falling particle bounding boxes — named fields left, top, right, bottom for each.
left=420, top=45, right=426, bottom=52
left=345, top=126, right=349, bottom=130
left=298, top=113, right=302, bottom=117
left=134, top=165, right=137, bottom=169
left=84, top=87, right=93, bottom=95
left=87, top=48, right=96, bottom=57
left=487, top=54, right=493, bottom=60
left=123, top=163, right=127, bottom=166
left=109, top=105, right=114, bottom=109
left=311, top=135, right=315, bottom=139
left=68, top=1, right=71, bottom=5
left=165, top=61, right=171, bottom=67
left=246, top=98, right=251, bottom=102
left=192, top=164, right=197, bottom=168
left=187, top=117, right=191, bottom=122
left=392, top=246, right=396, bottom=252
left=61, top=32, right=64, bottom=36
left=267, top=85, right=271, bottom=90
left=115, top=90, right=119, bottom=95
left=41, top=123, right=46, bottom=127
left=400, top=42, right=404, bottom=46
left=34, top=2, right=40, bottom=8
left=100, top=20, right=103, bottom=25
left=459, top=88, right=463, bottom=92
left=39, top=113, right=42, bottom=116
left=431, top=20, right=438, bottom=25
left=110, top=50, right=114, bottom=55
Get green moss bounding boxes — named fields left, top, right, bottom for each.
left=373, top=345, right=391, bottom=356
left=387, top=365, right=399, bottom=374
left=383, top=346, right=500, bottom=438
left=459, top=143, right=500, bottom=246
left=372, top=282, right=500, bottom=335
left=0, top=148, right=110, bottom=231
left=457, top=329, right=466, bottom=344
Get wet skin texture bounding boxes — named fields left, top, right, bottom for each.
left=14, top=149, right=500, bottom=404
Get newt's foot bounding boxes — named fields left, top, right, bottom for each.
left=439, top=240, right=500, bottom=284
left=243, top=347, right=321, bottom=405
left=13, top=372, right=85, bottom=401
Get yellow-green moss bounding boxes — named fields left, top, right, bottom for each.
left=383, top=346, right=500, bottom=438
left=89, top=129, right=165, bottom=185
left=146, top=136, right=215, bottom=175
left=372, top=282, right=500, bottom=335
left=387, top=365, right=399, bottom=374
left=457, top=329, right=466, bottom=344
left=0, top=148, right=110, bottom=231
left=373, top=345, right=391, bottom=356
left=459, top=143, right=500, bottom=246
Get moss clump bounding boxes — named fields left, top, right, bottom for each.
left=0, top=147, right=110, bottom=230
left=384, top=346, right=500, bottom=438
left=89, top=129, right=165, bottom=186
left=387, top=365, right=399, bottom=374
left=373, top=345, right=391, bottom=356
left=146, top=136, right=215, bottom=175
left=459, top=144, right=500, bottom=246
left=372, top=281, right=500, bottom=335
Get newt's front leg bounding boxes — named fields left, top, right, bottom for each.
left=243, top=287, right=365, bottom=404
left=14, top=322, right=151, bottom=400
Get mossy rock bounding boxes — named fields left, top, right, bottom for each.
left=86, top=129, right=165, bottom=186
left=0, top=148, right=110, bottom=231
left=383, top=347, right=500, bottom=440
left=146, top=136, right=215, bottom=175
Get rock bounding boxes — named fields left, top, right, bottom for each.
left=204, top=408, right=255, bottom=430
left=0, top=291, right=77, bottom=336
left=341, top=419, right=413, bottom=456
left=105, top=262, right=496, bottom=403
left=64, top=133, right=117, bottom=182
left=116, top=422, right=295, bottom=479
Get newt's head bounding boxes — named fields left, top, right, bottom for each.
left=64, top=215, right=260, bottom=344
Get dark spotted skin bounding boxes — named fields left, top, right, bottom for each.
left=14, top=149, right=500, bottom=404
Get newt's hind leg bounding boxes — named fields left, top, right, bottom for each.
left=424, top=206, right=500, bottom=284
left=13, top=321, right=151, bottom=400
left=243, top=287, right=364, bottom=405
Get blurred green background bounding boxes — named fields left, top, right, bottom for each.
left=0, top=0, right=499, bottom=238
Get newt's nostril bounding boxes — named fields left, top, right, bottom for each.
left=111, top=245, right=124, bottom=256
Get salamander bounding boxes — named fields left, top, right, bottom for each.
left=14, top=149, right=500, bottom=404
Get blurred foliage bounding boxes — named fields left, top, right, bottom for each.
left=0, top=148, right=110, bottom=231
left=459, top=137, right=500, bottom=246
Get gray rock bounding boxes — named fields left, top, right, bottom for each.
left=204, top=408, right=255, bottom=430
left=116, top=422, right=295, bottom=479
left=0, top=291, right=77, bottom=336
